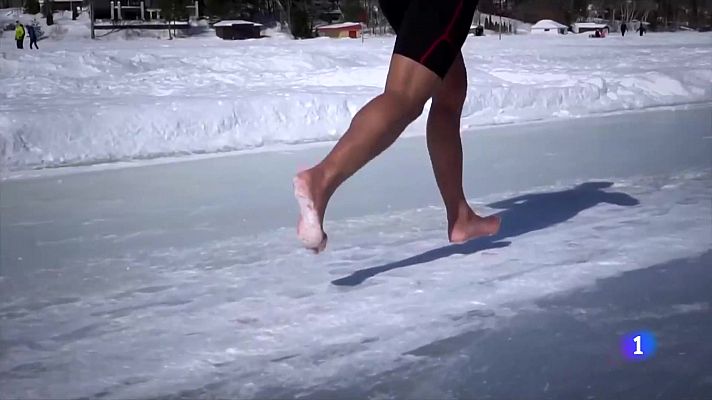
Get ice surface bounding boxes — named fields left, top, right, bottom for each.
left=1, top=107, right=710, bottom=398
left=1, top=24, right=710, bottom=170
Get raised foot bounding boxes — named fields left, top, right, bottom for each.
left=449, top=213, right=501, bottom=244
left=293, top=172, right=328, bottom=253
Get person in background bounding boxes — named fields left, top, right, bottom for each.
left=15, top=21, right=25, bottom=49
left=638, top=23, right=647, bottom=36
left=27, top=23, right=38, bottom=49
left=621, top=22, right=628, bottom=37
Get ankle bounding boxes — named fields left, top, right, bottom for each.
left=447, top=199, right=473, bottom=226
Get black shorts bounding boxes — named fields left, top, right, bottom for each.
left=380, top=0, right=479, bottom=78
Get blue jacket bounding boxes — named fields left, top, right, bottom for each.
left=27, top=25, right=37, bottom=41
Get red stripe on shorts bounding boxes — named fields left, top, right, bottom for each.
left=419, top=0, right=465, bottom=64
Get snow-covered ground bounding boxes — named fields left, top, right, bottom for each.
left=1, top=106, right=710, bottom=398
left=1, top=19, right=711, bottom=170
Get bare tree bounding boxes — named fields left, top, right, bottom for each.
left=638, top=0, right=658, bottom=22
left=620, top=0, right=637, bottom=24
left=588, top=0, right=619, bottom=26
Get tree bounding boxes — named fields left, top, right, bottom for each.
left=205, top=0, right=240, bottom=17
left=159, top=0, right=190, bottom=39
left=340, top=0, right=365, bottom=22
left=619, top=0, right=637, bottom=24
left=653, top=0, right=681, bottom=28
left=25, top=0, right=40, bottom=15
left=509, top=0, right=568, bottom=24
left=43, top=0, right=53, bottom=25
left=288, top=0, right=314, bottom=38
left=571, top=0, right=589, bottom=21
left=478, top=0, right=498, bottom=15
left=638, top=0, right=657, bottom=22
left=204, top=0, right=283, bottom=25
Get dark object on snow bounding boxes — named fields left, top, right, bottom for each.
left=588, top=28, right=608, bottom=38
left=621, top=23, right=627, bottom=36
left=44, top=0, right=54, bottom=26
left=474, top=25, right=484, bottom=36
left=214, top=20, right=263, bottom=40
left=27, top=25, right=38, bottom=49
left=638, top=24, right=647, bottom=36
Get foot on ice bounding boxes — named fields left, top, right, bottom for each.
left=293, top=171, right=328, bottom=253
left=448, top=205, right=501, bottom=244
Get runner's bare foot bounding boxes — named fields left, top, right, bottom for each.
left=293, top=170, right=328, bottom=253
left=448, top=205, right=501, bottom=244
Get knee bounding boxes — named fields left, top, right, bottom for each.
left=432, top=87, right=467, bottom=115
left=382, top=90, right=427, bottom=123
left=404, top=100, right=426, bottom=122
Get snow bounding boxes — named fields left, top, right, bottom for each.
left=316, top=22, right=363, bottom=30
left=531, top=19, right=568, bottom=30
left=1, top=18, right=711, bottom=170
left=1, top=106, right=711, bottom=398
left=575, top=22, right=610, bottom=29
left=213, top=20, right=263, bottom=27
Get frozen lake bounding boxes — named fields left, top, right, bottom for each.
left=1, top=106, right=711, bottom=398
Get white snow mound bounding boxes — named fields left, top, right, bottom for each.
left=1, top=27, right=711, bottom=170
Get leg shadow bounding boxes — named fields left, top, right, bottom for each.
left=332, top=182, right=639, bottom=287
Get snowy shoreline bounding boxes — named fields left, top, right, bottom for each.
left=2, top=31, right=711, bottom=171
left=2, top=101, right=710, bottom=182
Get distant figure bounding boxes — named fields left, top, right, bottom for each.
left=638, top=23, right=646, bottom=36
left=27, top=24, right=38, bottom=49
left=594, top=29, right=601, bottom=38
left=15, top=22, right=25, bottom=49
left=621, top=23, right=627, bottom=36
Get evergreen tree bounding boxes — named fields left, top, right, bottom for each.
left=341, top=0, right=365, bottom=22
left=289, top=0, right=314, bottom=38
left=25, top=0, right=40, bottom=15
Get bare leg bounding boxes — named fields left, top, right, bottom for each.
left=427, top=54, right=500, bottom=243
left=294, top=55, right=440, bottom=252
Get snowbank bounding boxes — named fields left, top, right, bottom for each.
left=1, top=28, right=711, bottom=170
left=531, top=19, right=568, bottom=30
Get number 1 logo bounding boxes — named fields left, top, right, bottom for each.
left=633, top=335, right=643, bottom=355
left=621, top=331, right=656, bottom=361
